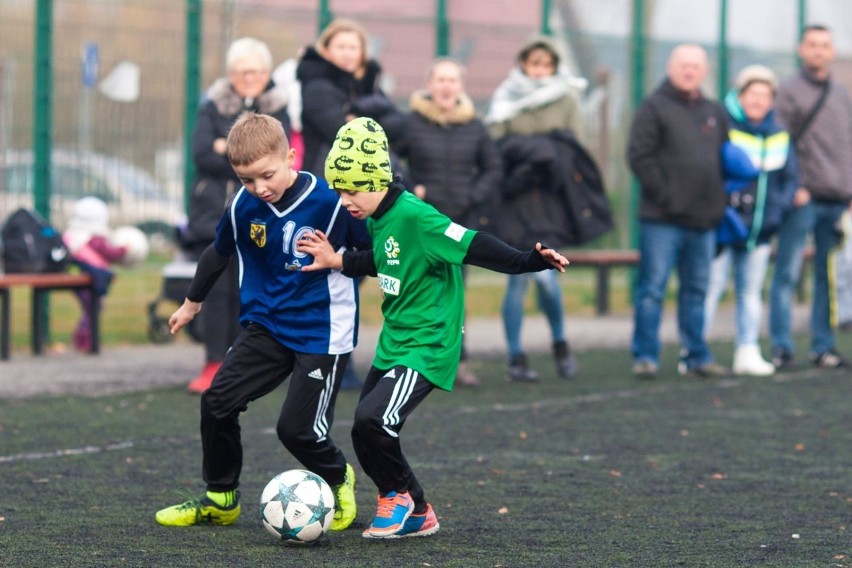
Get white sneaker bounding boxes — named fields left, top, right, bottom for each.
left=733, top=345, right=775, bottom=376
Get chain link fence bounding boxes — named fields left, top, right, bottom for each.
left=1, top=0, right=848, bottom=348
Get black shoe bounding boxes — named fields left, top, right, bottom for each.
left=678, top=361, right=730, bottom=378
left=809, top=350, right=848, bottom=369
left=553, top=340, right=577, bottom=379
left=771, top=348, right=795, bottom=370
left=507, top=353, right=539, bottom=383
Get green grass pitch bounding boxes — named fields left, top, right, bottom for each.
left=0, top=339, right=850, bottom=567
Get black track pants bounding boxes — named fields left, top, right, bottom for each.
left=351, top=365, right=435, bottom=510
left=200, top=323, right=350, bottom=491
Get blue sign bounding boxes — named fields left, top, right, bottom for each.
left=81, top=42, right=100, bottom=88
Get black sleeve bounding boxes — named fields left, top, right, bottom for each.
left=185, top=243, right=231, bottom=302
left=463, top=231, right=553, bottom=273
left=342, top=249, right=378, bottom=278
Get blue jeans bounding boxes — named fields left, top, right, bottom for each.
left=632, top=221, right=716, bottom=368
left=704, top=243, right=772, bottom=347
left=769, top=200, right=846, bottom=355
left=502, top=270, right=565, bottom=357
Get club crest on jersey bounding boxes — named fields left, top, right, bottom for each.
left=384, top=236, right=400, bottom=265
left=250, top=222, right=267, bottom=248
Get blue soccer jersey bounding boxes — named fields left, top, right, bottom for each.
left=214, top=172, right=366, bottom=355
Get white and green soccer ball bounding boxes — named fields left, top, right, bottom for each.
left=259, top=469, right=335, bottom=544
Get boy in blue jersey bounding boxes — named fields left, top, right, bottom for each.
left=155, top=113, right=369, bottom=531
left=298, top=117, right=569, bottom=538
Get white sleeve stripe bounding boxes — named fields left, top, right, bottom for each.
left=325, top=199, right=342, bottom=235
left=230, top=188, right=245, bottom=286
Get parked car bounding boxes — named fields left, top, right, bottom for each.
left=0, top=149, right=184, bottom=238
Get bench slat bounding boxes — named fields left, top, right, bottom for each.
left=0, top=273, right=93, bottom=288
left=0, top=272, right=98, bottom=360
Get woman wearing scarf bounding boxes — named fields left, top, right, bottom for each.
left=486, top=37, right=588, bottom=383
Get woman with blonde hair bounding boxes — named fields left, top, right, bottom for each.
left=399, top=58, right=502, bottom=386
left=297, top=18, right=403, bottom=176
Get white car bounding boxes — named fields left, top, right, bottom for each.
left=0, top=148, right=184, bottom=236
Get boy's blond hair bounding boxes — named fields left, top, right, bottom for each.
left=226, top=112, right=290, bottom=167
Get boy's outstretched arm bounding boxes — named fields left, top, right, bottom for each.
left=297, top=230, right=377, bottom=277
left=464, top=231, right=569, bottom=273
left=168, top=243, right=230, bottom=334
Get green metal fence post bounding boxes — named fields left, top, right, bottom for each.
left=183, top=0, right=201, bottom=214
left=33, top=0, right=52, bottom=220
left=717, top=0, right=728, bottom=100
left=32, top=0, right=53, bottom=348
left=629, top=0, right=646, bottom=251
left=798, top=0, right=807, bottom=35
left=318, top=0, right=333, bottom=34
left=541, top=0, right=552, bottom=36
left=436, top=0, right=449, bottom=57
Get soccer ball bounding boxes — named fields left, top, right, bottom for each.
left=259, top=469, right=335, bottom=544
left=111, top=225, right=149, bottom=266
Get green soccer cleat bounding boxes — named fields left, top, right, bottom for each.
left=330, top=463, right=357, bottom=531
left=155, top=491, right=241, bottom=527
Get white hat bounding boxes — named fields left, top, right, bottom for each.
left=68, top=196, right=109, bottom=234
left=735, top=64, right=778, bottom=93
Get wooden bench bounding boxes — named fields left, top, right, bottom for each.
left=0, top=272, right=98, bottom=360
left=564, top=249, right=639, bottom=315
left=564, top=246, right=816, bottom=316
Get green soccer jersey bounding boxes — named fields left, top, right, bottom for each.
left=367, top=191, right=475, bottom=391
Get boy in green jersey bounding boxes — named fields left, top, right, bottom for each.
left=297, top=117, right=568, bottom=539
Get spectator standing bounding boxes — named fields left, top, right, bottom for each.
left=399, top=58, right=502, bottom=386
left=704, top=65, right=798, bottom=376
left=297, top=18, right=404, bottom=390
left=181, top=37, right=290, bottom=394
left=769, top=24, right=852, bottom=370
left=296, top=18, right=404, bottom=177
left=627, top=43, right=729, bottom=379
left=486, top=37, right=589, bottom=382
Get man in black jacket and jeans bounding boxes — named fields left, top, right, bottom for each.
left=627, top=43, right=729, bottom=379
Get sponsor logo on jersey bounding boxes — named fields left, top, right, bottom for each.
left=285, top=259, right=302, bottom=271
left=384, top=236, right=400, bottom=261
left=444, top=222, right=466, bottom=242
left=250, top=222, right=267, bottom=248
left=377, top=273, right=400, bottom=296
left=308, top=368, right=325, bottom=380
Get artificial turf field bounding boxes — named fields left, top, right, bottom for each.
left=1, top=339, right=850, bottom=568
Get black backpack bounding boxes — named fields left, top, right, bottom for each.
left=1, top=208, right=69, bottom=273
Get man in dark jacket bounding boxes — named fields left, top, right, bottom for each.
left=627, top=43, right=728, bottom=379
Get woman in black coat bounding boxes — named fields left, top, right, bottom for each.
left=399, top=58, right=502, bottom=386
left=296, top=18, right=403, bottom=176
left=183, top=37, right=290, bottom=394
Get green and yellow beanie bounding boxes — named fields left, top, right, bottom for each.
left=325, top=117, right=393, bottom=192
